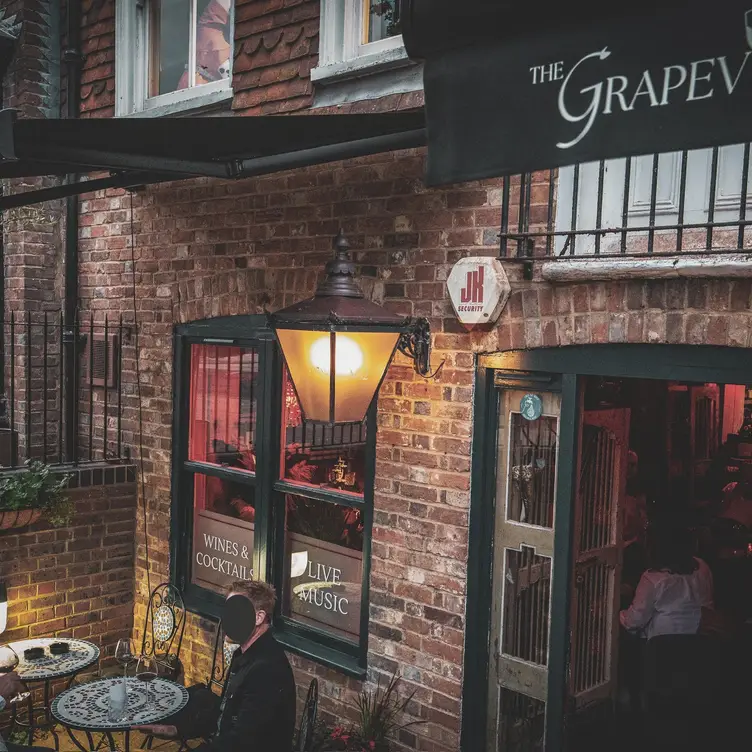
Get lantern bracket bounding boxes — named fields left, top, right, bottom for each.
left=398, top=317, right=433, bottom=377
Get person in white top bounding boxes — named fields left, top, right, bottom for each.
left=0, top=672, right=48, bottom=752
left=620, top=526, right=714, bottom=640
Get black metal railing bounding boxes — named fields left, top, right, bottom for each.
left=499, top=143, right=752, bottom=260
left=0, top=312, right=130, bottom=469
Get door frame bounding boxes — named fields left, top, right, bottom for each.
left=461, top=344, right=752, bottom=752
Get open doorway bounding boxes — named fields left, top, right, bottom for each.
left=568, top=376, right=752, bottom=750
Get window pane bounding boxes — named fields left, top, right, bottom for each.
left=195, top=0, right=233, bottom=85
left=501, top=547, right=551, bottom=665
left=192, top=474, right=255, bottom=593
left=497, top=390, right=561, bottom=529
left=280, top=369, right=367, bottom=497
left=149, top=0, right=190, bottom=96
left=188, top=344, right=258, bottom=473
left=149, top=0, right=233, bottom=96
left=283, top=495, right=363, bottom=642
left=365, top=0, right=400, bottom=43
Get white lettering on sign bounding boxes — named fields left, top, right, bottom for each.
left=447, top=257, right=510, bottom=330
left=192, top=510, right=254, bottom=592
left=298, top=584, right=349, bottom=615
left=195, top=552, right=253, bottom=581
left=529, top=61, right=565, bottom=84
left=288, top=533, right=362, bottom=640
left=547, top=40, right=752, bottom=150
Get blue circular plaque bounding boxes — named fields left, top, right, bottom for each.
left=520, top=394, right=543, bottom=421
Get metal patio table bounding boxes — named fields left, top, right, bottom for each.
left=8, top=637, right=100, bottom=747
left=51, top=676, right=189, bottom=752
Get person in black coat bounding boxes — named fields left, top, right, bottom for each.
left=139, top=580, right=296, bottom=752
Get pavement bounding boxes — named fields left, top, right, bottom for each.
left=6, top=727, right=190, bottom=750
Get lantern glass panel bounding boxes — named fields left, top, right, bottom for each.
left=280, top=368, right=367, bottom=497
left=276, top=328, right=400, bottom=423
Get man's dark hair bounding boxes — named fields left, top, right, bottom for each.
left=229, top=580, right=276, bottom=622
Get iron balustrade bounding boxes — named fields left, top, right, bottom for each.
left=498, top=143, right=752, bottom=260
left=0, top=312, right=130, bottom=469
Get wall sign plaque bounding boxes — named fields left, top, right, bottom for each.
left=447, top=257, right=510, bottom=330
left=520, top=394, right=543, bottom=421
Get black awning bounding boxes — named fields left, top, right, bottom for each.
left=0, top=109, right=426, bottom=207
left=402, top=0, right=752, bottom=186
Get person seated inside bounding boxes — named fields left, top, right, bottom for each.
left=620, top=524, right=716, bottom=749
left=138, top=580, right=296, bottom=752
left=0, top=672, right=48, bottom=752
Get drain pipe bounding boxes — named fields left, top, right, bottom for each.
left=63, top=0, right=82, bottom=463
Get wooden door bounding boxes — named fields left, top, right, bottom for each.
left=569, top=409, right=630, bottom=710
left=488, top=388, right=562, bottom=752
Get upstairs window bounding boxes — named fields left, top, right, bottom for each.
left=314, top=0, right=415, bottom=86
left=116, top=0, right=235, bottom=116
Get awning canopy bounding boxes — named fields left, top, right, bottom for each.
left=403, top=0, right=752, bottom=185
left=0, top=108, right=426, bottom=208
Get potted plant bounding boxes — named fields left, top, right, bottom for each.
left=0, top=461, right=74, bottom=531
left=316, top=673, right=423, bottom=752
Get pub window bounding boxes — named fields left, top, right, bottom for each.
left=172, top=317, right=374, bottom=675
left=115, top=0, right=235, bottom=117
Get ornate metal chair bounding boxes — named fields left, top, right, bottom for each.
left=141, top=583, right=186, bottom=681
left=207, top=620, right=236, bottom=696
left=295, top=678, right=319, bottom=752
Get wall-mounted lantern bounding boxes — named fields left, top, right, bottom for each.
left=271, top=231, right=431, bottom=424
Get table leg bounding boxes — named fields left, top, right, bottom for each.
left=9, top=694, right=17, bottom=735
left=105, top=731, right=118, bottom=751
left=26, top=687, right=35, bottom=746
left=124, top=729, right=131, bottom=752
left=64, top=725, right=93, bottom=752
left=44, top=679, right=51, bottom=723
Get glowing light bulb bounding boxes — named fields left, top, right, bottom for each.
left=310, top=335, right=364, bottom=376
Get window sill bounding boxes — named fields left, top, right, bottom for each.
left=274, top=627, right=367, bottom=679
left=311, top=45, right=414, bottom=85
left=121, top=84, right=233, bottom=119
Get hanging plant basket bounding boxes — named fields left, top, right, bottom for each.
left=0, top=506, right=41, bottom=531
left=0, top=462, right=74, bottom=533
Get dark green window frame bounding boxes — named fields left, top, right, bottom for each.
left=170, top=315, right=375, bottom=677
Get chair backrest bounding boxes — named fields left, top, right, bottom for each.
left=141, top=582, right=186, bottom=679
left=207, top=620, right=238, bottom=697
left=295, top=678, right=319, bottom=752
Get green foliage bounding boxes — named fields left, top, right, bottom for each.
left=0, top=460, right=74, bottom=527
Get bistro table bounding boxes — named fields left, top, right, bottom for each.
left=51, top=676, right=189, bottom=752
left=7, top=637, right=100, bottom=746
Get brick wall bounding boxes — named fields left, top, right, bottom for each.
left=0, top=478, right=137, bottom=666
left=65, top=3, right=752, bottom=752
left=80, top=0, right=114, bottom=117
left=78, top=149, right=488, bottom=751
left=78, top=152, right=752, bottom=752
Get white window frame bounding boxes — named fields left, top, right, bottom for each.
left=115, top=0, right=234, bottom=118
left=554, top=145, right=752, bottom=256
left=312, top=0, right=410, bottom=84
